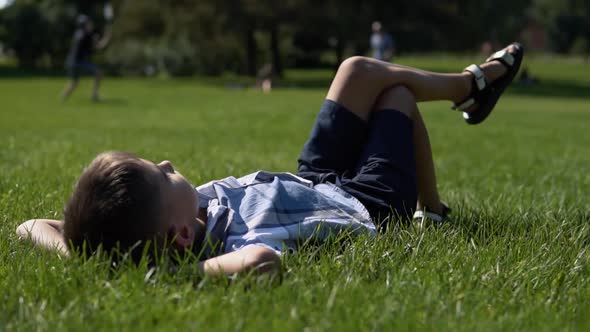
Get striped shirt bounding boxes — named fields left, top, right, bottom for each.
left=196, top=171, right=376, bottom=256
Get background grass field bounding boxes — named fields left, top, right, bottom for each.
left=1, top=55, right=589, bottom=331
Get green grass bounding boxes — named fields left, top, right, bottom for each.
left=1, top=55, right=589, bottom=331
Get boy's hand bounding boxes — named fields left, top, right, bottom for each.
left=16, top=219, right=69, bottom=257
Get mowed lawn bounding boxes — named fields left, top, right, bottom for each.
left=0, top=55, right=589, bottom=331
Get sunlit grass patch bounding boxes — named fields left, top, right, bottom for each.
left=0, top=56, right=589, bottom=331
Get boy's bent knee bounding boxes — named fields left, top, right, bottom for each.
left=338, top=56, right=372, bottom=78
left=374, top=86, right=417, bottom=118
left=385, top=85, right=415, bottom=100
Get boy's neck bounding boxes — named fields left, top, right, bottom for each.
left=191, top=208, right=209, bottom=258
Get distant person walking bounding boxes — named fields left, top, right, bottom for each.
left=61, top=15, right=111, bottom=102
left=370, top=21, right=395, bottom=62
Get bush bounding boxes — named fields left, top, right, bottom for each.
left=570, top=36, right=589, bottom=56
left=104, top=28, right=248, bottom=77
left=1, top=2, right=50, bottom=68
left=551, top=15, right=590, bottom=54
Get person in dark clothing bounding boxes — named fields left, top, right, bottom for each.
left=61, top=15, right=111, bottom=102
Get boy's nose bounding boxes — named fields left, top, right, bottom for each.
left=158, top=160, right=174, bottom=173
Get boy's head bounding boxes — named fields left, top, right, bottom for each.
left=64, top=151, right=204, bottom=262
left=77, top=14, right=93, bottom=31
left=372, top=21, right=382, bottom=33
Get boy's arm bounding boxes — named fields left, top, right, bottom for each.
left=95, top=27, right=112, bottom=50
left=197, top=245, right=281, bottom=277
left=16, top=219, right=69, bottom=256
left=15, top=220, right=281, bottom=275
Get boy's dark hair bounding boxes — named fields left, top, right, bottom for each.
left=64, top=151, right=163, bottom=263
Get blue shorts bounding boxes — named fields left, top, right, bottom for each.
left=297, top=100, right=417, bottom=225
left=68, top=60, right=99, bottom=79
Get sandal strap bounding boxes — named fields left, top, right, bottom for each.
left=413, top=202, right=452, bottom=228
left=486, top=49, right=515, bottom=67
left=453, top=98, right=475, bottom=111
left=413, top=210, right=445, bottom=223
left=464, top=64, right=486, bottom=91
left=452, top=64, right=486, bottom=111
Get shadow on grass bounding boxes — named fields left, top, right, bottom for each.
left=278, top=75, right=590, bottom=100
left=3, top=65, right=589, bottom=100
left=509, top=79, right=590, bottom=99
left=95, top=97, right=128, bottom=106
left=0, top=66, right=64, bottom=78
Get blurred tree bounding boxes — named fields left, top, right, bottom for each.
left=1, top=1, right=50, bottom=67
left=105, top=0, right=248, bottom=76
left=0, top=0, right=107, bottom=68
left=530, top=0, right=590, bottom=54
left=1, top=0, right=588, bottom=72
left=38, top=0, right=78, bottom=68
left=221, top=0, right=258, bottom=76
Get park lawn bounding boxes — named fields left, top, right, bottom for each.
left=0, top=55, right=589, bottom=331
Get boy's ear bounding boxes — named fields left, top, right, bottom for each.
left=167, top=223, right=194, bottom=250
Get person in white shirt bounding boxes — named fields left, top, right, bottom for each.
left=370, top=21, right=395, bottom=62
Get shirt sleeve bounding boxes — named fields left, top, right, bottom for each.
left=227, top=235, right=297, bottom=257
left=196, top=176, right=242, bottom=209
left=236, top=243, right=284, bottom=257
left=195, top=183, right=215, bottom=209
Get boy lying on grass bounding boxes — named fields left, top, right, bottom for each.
left=17, top=43, right=524, bottom=276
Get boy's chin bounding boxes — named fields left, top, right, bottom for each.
left=193, top=218, right=207, bottom=241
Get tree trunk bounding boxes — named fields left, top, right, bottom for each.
left=17, top=50, right=37, bottom=69
left=245, top=25, right=257, bottom=76
left=335, top=32, right=344, bottom=69
left=269, top=21, right=283, bottom=78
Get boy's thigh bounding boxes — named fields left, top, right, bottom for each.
left=340, top=109, right=417, bottom=224
left=297, top=100, right=368, bottom=184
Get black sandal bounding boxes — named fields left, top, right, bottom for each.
left=453, top=42, right=525, bottom=125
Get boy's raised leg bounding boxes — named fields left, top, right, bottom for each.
left=325, top=44, right=518, bottom=122
left=304, top=44, right=521, bottom=221
left=412, top=109, right=442, bottom=214
left=373, top=86, right=443, bottom=214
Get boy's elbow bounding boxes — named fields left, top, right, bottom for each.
left=16, top=221, right=32, bottom=238
left=247, top=247, right=282, bottom=274
left=15, top=225, right=25, bottom=238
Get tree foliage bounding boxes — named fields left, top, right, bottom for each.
left=0, top=0, right=588, bottom=72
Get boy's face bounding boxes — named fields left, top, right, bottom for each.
left=139, top=159, right=205, bottom=248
